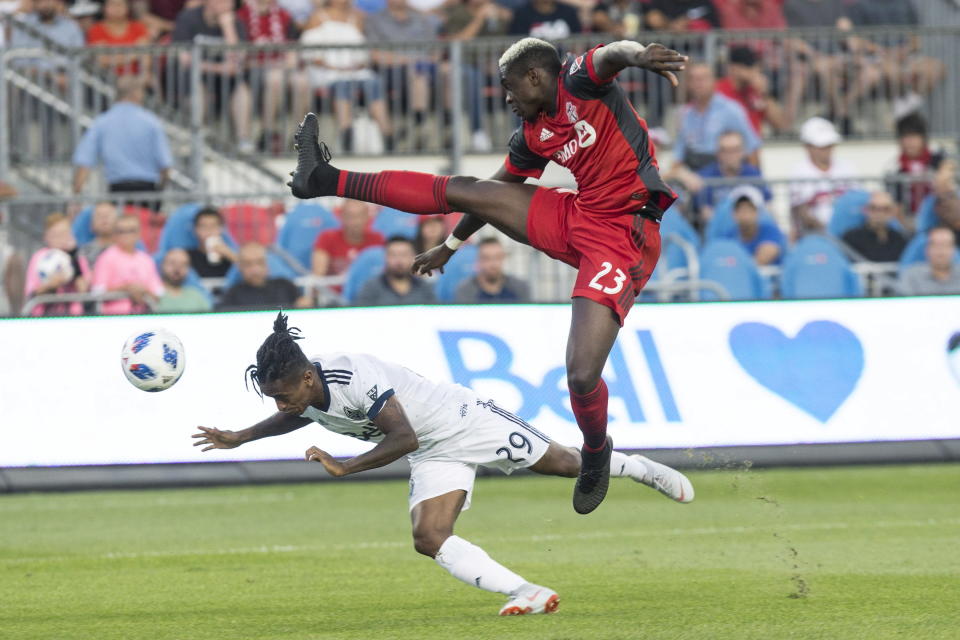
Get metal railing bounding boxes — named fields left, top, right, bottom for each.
left=21, top=290, right=147, bottom=317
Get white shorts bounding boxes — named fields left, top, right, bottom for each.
left=407, top=399, right=552, bottom=511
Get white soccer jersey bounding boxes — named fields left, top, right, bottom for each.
left=299, top=352, right=478, bottom=457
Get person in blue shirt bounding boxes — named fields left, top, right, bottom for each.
left=667, top=63, right=761, bottom=196
left=9, top=0, right=85, bottom=71
left=723, top=185, right=785, bottom=266
left=72, top=76, right=173, bottom=210
left=693, top=130, right=771, bottom=222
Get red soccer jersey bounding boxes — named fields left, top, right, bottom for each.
left=313, top=228, right=385, bottom=276
left=504, top=45, right=677, bottom=216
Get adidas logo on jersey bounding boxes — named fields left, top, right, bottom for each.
left=539, top=128, right=554, bottom=142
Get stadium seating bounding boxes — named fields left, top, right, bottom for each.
left=781, top=235, right=863, bottom=299
left=898, top=233, right=960, bottom=272
left=705, top=197, right=778, bottom=241
left=221, top=203, right=278, bottom=246
left=71, top=206, right=95, bottom=245
left=343, top=246, right=386, bottom=302
left=223, top=249, right=302, bottom=288
left=372, top=207, right=419, bottom=240
left=276, top=202, right=340, bottom=271
left=826, top=190, right=871, bottom=237
left=435, top=244, right=479, bottom=303
left=698, top=240, right=770, bottom=300
left=914, top=194, right=939, bottom=234
left=660, top=211, right=701, bottom=272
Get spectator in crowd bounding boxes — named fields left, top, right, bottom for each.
left=508, top=0, right=582, bottom=39
left=721, top=185, right=785, bottom=266
left=713, top=0, right=785, bottom=31
left=789, top=117, right=856, bottom=234
left=0, top=236, right=25, bottom=317
left=843, top=0, right=944, bottom=121
left=716, top=46, right=788, bottom=137
left=72, top=76, right=173, bottom=209
left=187, top=206, right=236, bottom=278
left=414, top=215, right=446, bottom=254
left=141, top=0, right=196, bottom=40
left=455, top=237, right=530, bottom=303
left=218, top=242, right=312, bottom=309
left=79, top=201, right=120, bottom=266
left=885, top=114, right=946, bottom=219
left=312, top=200, right=384, bottom=279
left=842, top=191, right=907, bottom=263
left=173, top=0, right=254, bottom=154
left=365, top=0, right=439, bottom=150
left=898, top=227, right=960, bottom=296
left=302, top=0, right=395, bottom=153
left=10, top=0, right=85, bottom=71
left=91, top=214, right=164, bottom=314
left=86, top=0, right=151, bottom=76
left=592, top=0, right=644, bottom=38
left=667, top=63, right=761, bottom=193
left=782, top=0, right=849, bottom=127
left=24, top=213, right=92, bottom=317
left=155, top=248, right=213, bottom=313
left=642, top=0, right=719, bottom=32
left=441, top=0, right=510, bottom=152
left=277, top=0, right=313, bottom=29
left=692, top=130, right=771, bottom=222
left=237, top=0, right=310, bottom=153
left=929, top=160, right=960, bottom=247
left=354, top=236, right=436, bottom=306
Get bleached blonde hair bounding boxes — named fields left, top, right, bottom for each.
left=498, top=37, right=561, bottom=76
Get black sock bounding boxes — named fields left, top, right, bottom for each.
left=307, top=163, right=340, bottom=196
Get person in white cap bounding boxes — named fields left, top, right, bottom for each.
left=722, top=184, right=786, bottom=266
left=788, top=116, right=856, bottom=235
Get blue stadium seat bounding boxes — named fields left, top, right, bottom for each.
left=372, top=207, right=419, bottom=240
left=898, top=233, right=960, bottom=273
left=277, top=202, right=340, bottom=270
left=781, top=235, right=863, bottom=299
left=71, top=206, right=94, bottom=245
left=224, top=249, right=302, bottom=288
left=915, top=194, right=938, bottom=234
left=660, top=211, right=701, bottom=271
left=435, top=244, right=479, bottom=302
left=699, top=240, right=770, bottom=300
left=156, top=203, right=237, bottom=255
left=705, top=197, right=778, bottom=241
left=343, top=246, right=386, bottom=303
left=827, top=189, right=871, bottom=237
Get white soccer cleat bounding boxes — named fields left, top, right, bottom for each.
left=499, top=583, right=560, bottom=616
left=632, top=455, right=695, bottom=503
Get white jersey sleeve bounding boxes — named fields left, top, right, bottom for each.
left=339, top=353, right=397, bottom=421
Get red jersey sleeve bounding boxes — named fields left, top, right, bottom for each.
left=563, top=45, right=617, bottom=100
left=504, top=128, right=548, bottom=178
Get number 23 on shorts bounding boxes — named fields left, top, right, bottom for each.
left=588, top=261, right=627, bottom=295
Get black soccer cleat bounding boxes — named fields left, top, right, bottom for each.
left=287, top=112, right=333, bottom=199
left=573, top=436, right=613, bottom=515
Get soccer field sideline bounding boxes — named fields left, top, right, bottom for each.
left=3, top=465, right=960, bottom=640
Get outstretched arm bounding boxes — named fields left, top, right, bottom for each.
left=412, top=164, right=527, bottom=276
left=306, top=395, right=419, bottom=477
left=592, top=41, right=688, bottom=87
left=192, top=412, right=312, bottom=451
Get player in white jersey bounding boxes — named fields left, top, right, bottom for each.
left=193, top=313, right=694, bottom=616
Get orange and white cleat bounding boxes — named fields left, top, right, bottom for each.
left=632, top=455, right=695, bottom=503
left=499, top=583, right=560, bottom=616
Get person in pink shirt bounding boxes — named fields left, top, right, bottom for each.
left=24, top=212, right=92, bottom=317
left=92, top=214, right=164, bottom=314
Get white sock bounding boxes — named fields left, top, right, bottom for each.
left=610, top=451, right=649, bottom=482
left=434, top=535, right=527, bottom=595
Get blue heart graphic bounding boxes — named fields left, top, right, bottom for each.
left=728, top=321, right=864, bottom=422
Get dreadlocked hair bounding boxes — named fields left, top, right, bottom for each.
left=245, top=311, right=310, bottom=398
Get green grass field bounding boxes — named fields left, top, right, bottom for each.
left=2, top=464, right=959, bottom=640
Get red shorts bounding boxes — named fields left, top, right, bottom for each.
left=526, top=187, right=661, bottom=325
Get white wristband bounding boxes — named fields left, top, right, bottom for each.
left=444, top=235, right=463, bottom=251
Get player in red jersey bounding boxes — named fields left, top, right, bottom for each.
left=288, top=37, right=686, bottom=515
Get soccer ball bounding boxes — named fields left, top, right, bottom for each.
left=120, top=329, right=186, bottom=392
left=37, top=249, right=74, bottom=284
